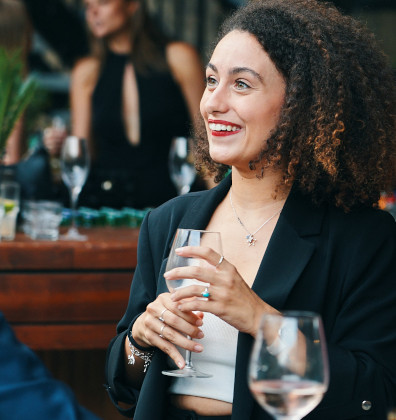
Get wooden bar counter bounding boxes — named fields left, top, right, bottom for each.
left=0, top=227, right=139, bottom=418
left=0, top=227, right=138, bottom=350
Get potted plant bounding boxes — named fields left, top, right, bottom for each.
left=0, top=47, right=37, bottom=160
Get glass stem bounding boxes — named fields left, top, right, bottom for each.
left=184, top=336, right=194, bottom=369
left=70, top=187, right=80, bottom=231
left=180, top=185, right=191, bottom=195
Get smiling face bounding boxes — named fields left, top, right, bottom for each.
left=83, top=0, right=138, bottom=40
left=200, top=30, right=286, bottom=175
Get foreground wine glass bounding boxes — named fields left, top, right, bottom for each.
left=60, top=136, right=90, bottom=241
left=168, top=137, right=196, bottom=195
left=162, top=228, right=222, bottom=378
left=249, top=312, right=329, bottom=420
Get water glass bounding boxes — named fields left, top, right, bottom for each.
left=0, top=181, right=20, bottom=241
left=22, top=200, right=63, bottom=241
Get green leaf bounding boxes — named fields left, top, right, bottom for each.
left=0, top=48, right=38, bottom=156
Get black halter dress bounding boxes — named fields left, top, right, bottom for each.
left=79, top=50, right=191, bottom=209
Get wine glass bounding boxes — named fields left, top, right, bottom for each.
left=162, top=228, right=222, bottom=378
left=168, top=137, right=196, bottom=195
left=60, top=136, right=90, bottom=241
left=249, top=311, right=329, bottom=420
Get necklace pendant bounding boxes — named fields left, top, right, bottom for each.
left=246, top=234, right=257, bottom=246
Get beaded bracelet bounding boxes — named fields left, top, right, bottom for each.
left=126, top=335, right=154, bottom=373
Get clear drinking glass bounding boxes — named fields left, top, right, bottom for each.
left=0, top=181, right=20, bottom=241
left=249, top=311, right=329, bottom=420
left=23, top=200, right=63, bottom=241
left=168, top=137, right=196, bottom=195
left=162, top=228, right=222, bottom=378
left=60, top=136, right=90, bottom=241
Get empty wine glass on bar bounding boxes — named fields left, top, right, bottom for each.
left=168, top=136, right=196, bottom=195
left=60, top=136, right=90, bottom=241
left=162, top=228, right=222, bottom=378
left=249, top=311, right=329, bottom=420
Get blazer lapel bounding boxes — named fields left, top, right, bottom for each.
left=253, top=185, right=324, bottom=307
left=178, top=176, right=232, bottom=230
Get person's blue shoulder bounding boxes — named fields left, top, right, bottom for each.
left=0, top=312, right=100, bottom=420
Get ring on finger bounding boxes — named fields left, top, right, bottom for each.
left=216, top=255, right=224, bottom=268
left=159, top=324, right=166, bottom=338
left=159, top=308, right=168, bottom=322
left=201, top=286, right=210, bottom=299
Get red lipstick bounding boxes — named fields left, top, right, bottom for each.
left=208, top=119, right=242, bottom=137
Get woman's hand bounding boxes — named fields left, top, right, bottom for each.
left=131, top=293, right=205, bottom=369
left=164, top=246, right=277, bottom=337
left=43, top=125, right=67, bottom=157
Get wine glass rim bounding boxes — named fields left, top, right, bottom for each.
left=262, top=310, right=322, bottom=319
left=176, top=228, right=221, bottom=234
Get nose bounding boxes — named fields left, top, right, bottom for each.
left=202, top=84, right=229, bottom=115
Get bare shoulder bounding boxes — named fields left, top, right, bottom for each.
left=71, top=56, right=100, bottom=91
left=166, top=41, right=203, bottom=82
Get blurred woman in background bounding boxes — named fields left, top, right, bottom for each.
left=45, top=0, right=205, bottom=209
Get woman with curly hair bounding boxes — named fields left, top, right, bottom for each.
left=105, top=1, right=396, bottom=419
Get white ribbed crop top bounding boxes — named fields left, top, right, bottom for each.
left=168, top=312, right=238, bottom=403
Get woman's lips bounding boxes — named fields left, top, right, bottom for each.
left=208, top=120, right=242, bottom=137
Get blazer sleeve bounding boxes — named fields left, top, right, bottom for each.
left=104, top=211, right=159, bottom=418
left=311, top=213, right=396, bottom=419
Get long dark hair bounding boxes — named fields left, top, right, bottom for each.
left=194, top=0, right=396, bottom=211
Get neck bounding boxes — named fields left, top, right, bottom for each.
left=106, top=30, right=133, bottom=55
left=230, top=168, right=289, bottom=211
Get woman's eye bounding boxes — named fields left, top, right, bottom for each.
left=235, top=80, right=249, bottom=90
left=205, top=76, right=217, bottom=87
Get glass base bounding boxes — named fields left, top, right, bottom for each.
left=60, top=227, right=87, bottom=241
left=162, top=366, right=212, bottom=378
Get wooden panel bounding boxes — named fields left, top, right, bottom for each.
left=0, top=228, right=139, bottom=270
left=13, top=324, right=118, bottom=350
left=0, top=242, right=73, bottom=270
left=0, top=272, right=133, bottom=323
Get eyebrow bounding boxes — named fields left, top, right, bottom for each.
left=207, top=63, right=263, bottom=83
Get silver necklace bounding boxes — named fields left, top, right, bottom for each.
left=229, top=188, right=282, bottom=247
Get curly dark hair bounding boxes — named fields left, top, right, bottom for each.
left=194, top=0, right=396, bottom=211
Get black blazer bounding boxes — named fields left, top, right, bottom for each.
left=105, top=176, right=396, bottom=419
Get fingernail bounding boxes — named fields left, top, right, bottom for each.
left=178, top=305, right=183, bottom=311
left=194, top=344, right=203, bottom=352
left=195, top=319, right=203, bottom=326
left=177, top=361, right=184, bottom=368
left=197, top=331, right=204, bottom=339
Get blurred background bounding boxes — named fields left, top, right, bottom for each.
left=24, top=0, right=396, bottom=130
